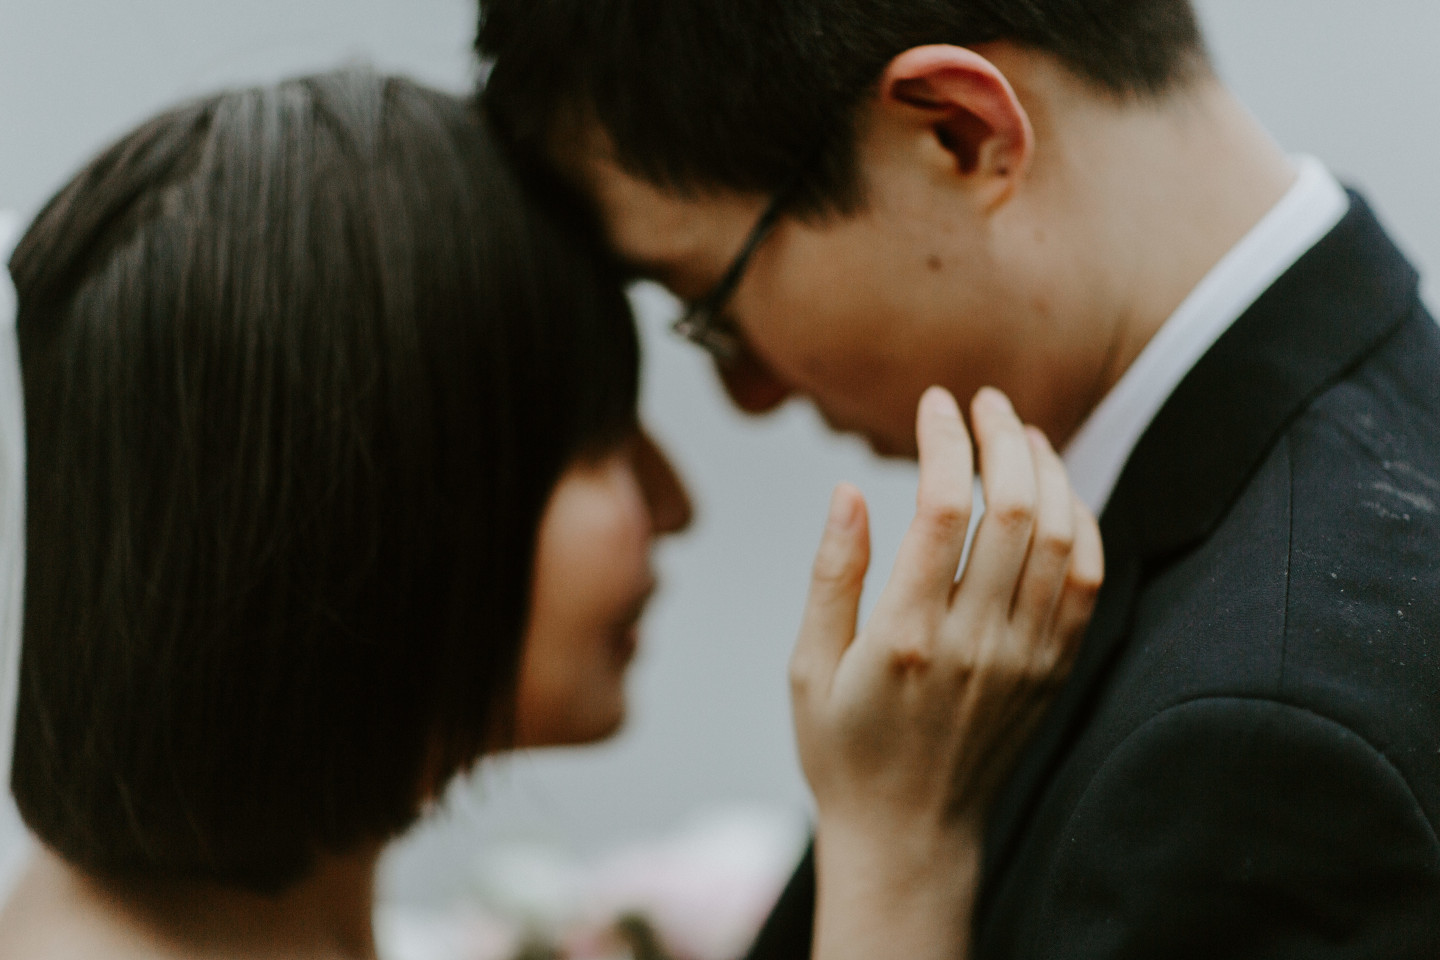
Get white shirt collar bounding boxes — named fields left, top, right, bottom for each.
left=1062, top=156, right=1349, bottom=515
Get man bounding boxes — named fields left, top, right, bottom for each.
left=478, top=1, right=1440, bottom=955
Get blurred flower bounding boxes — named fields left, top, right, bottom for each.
left=571, top=808, right=807, bottom=960
left=375, top=903, right=522, bottom=960
left=375, top=807, right=807, bottom=960
left=473, top=843, right=588, bottom=932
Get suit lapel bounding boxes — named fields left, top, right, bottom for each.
left=975, top=193, right=1422, bottom=930
left=1115, top=192, right=1420, bottom=559
left=978, top=516, right=1141, bottom=906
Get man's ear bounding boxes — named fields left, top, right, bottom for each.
left=877, top=45, right=1034, bottom=205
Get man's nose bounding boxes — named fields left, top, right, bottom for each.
left=717, top=349, right=792, bottom=414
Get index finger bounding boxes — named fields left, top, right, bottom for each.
left=792, top=483, right=872, bottom=695
left=874, top=386, right=976, bottom=611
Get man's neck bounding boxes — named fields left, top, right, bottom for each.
left=1007, top=68, right=1298, bottom=445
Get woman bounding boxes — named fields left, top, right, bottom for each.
left=0, top=70, right=1100, bottom=959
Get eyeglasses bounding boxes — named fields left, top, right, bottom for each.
left=670, top=174, right=804, bottom=364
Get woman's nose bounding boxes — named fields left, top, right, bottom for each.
left=633, top=430, right=693, bottom=535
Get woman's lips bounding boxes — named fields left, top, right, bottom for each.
left=611, top=576, right=657, bottom=667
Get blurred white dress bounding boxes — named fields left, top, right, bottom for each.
left=0, top=210, right=29, bottom=903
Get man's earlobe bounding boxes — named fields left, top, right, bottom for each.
left=880, top=45, right=1034, bottom=203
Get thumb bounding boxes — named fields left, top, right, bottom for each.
left=792, top=484, right=871, bottom=696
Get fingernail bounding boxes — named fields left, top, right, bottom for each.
left=922, top=385, right=961, bottom=419
left=977, top=387, right=1015, bottom=417
left=828, top=486, right=859, bottom=530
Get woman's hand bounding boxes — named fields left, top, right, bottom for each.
left=792, top=385, right=1103, bottom=960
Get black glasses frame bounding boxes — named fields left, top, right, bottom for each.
left=671, top=172, right=807, bottom=363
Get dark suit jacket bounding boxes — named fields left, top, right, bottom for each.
left=744, top=195, right=1440, bottom=958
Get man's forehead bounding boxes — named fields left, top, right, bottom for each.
left=588, top=158, right=709, bottom=273
left=551, top=121, right=765, bottom=287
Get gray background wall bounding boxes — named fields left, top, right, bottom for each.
left=2, top=0, right=1437, bottom=903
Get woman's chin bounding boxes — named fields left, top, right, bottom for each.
left=514, top=697, right=629, bottom=749
left=577, top=707, right=628, bottom=746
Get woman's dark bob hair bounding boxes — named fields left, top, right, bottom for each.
left=8, top=70, right=639, bottom=891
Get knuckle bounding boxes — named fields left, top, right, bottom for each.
left=811, top=549, right=861, bottom=589
left=990, top=642, right=1032, bottom=676
left=917, top=498, right=970, bottom=540
left=1066, top=565, right=1105, bottom=597
left=939, top=652, right=977, bottom=685
left=1033, top=528, right=1075, bottom=561
left=1027, top=643, right=1064, bottom=677
left=887, top=639, right=937, bottom=674
left=986, top=496, right=1035, bottom=532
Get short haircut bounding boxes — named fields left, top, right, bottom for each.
left=9, top=69, right=638, bottom=892
left=478, top=0, right=1210, bottom=214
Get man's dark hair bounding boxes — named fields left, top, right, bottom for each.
left=478, top=0, right=1210, bottom=213
left=9, top=69, right=638, bottom=892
